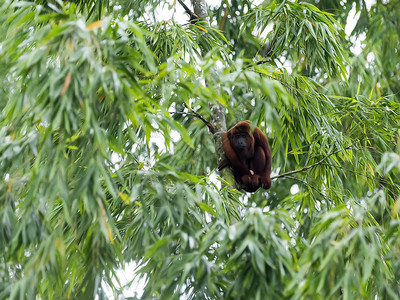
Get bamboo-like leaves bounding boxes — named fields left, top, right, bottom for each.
left=245, top=0, right=348, bottom=77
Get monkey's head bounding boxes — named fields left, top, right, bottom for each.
left=228, top=121, right=255, bottom=161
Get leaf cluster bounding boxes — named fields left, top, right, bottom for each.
left=1, top=0, right=400, bottom=299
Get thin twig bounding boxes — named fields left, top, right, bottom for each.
left=255, top=59, right=272, bottom=65
left=286, top=175, right=328, bottom=202
left=170, top=109, right=216, bottom=133
left=177, top=0, right=199, bottom=23
left=188, top=108, right=216, bottom=133
left=272, top=138, right=371, bottom=180
left=219, top=8, right=229, bottom=31
left=319, top=162, right=375, bottom=181
left=244, top=59, right=272, bottom=69
left=251, top=70, right=294, bottom=91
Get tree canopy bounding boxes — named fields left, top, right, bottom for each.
left=0, top=0, right=399, bottom=299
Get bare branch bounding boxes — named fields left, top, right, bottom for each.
left=272, top=139, right=371, bottom=180
left=186, top=106, right=216, bottom=133
left=219, top=8, right=229, bottom=31
left=255, top=59, right=272, bottom=65
left=170, top=108, right=216, bottom=134
left=286, top=176, right=329, bottom=202
left=250, top=69, right=295, bottom=91
left=177, top=0, right=199, bottom=23
left=319, top=162, right=375, bottom=181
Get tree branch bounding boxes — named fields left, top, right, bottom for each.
left=285, top=176, right=329, bottom=202
left=255, top=59, right=272, bottom=65
left=319, top=162, right=375, bottom=181
left=272, top=139, right=371, bottom=180
left=219, top=8, right=229, bottom=31
left=189, top=110, right=215, bottom=133
left=170, top=109, right=216, bottom=134
left=250, top=69, right=295, bottom=91
left=177, top=0, right=199, bottom=23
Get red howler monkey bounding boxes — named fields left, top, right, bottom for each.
left=218, top=121, right=272, bottom=192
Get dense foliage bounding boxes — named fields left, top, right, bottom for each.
left=0, top=0, right=399, bottom=299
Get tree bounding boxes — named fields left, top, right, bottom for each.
left=0, top=0, right=399, bottom=298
